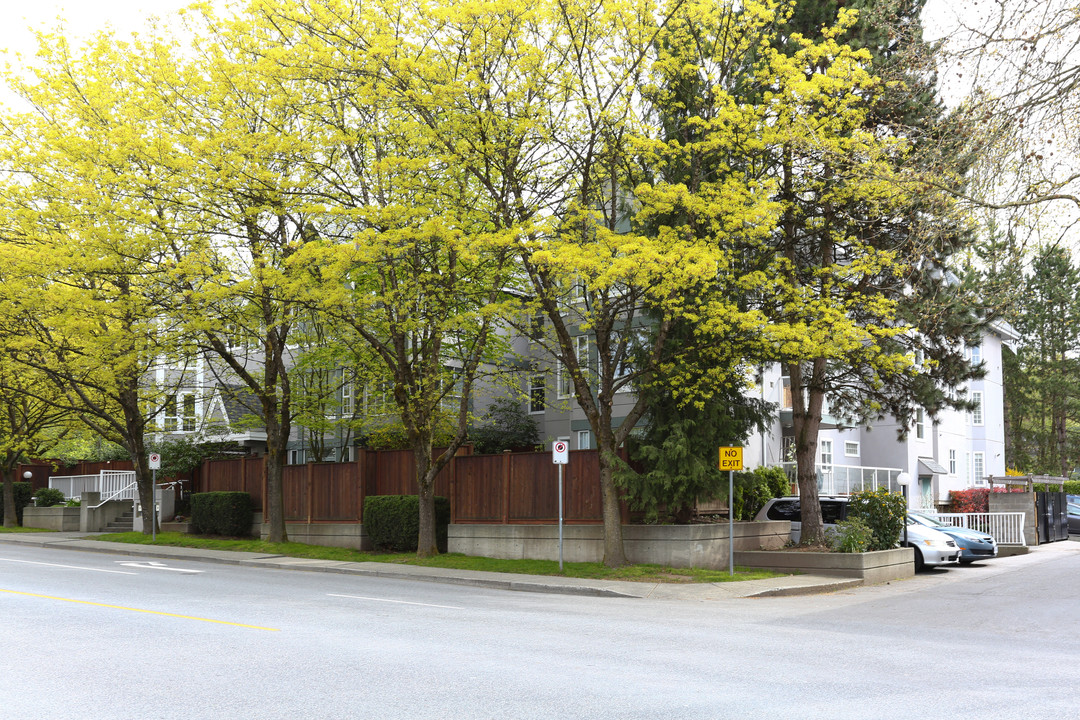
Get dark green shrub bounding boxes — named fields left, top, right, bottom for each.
left=732, top=466, right=791, bottom=520
left=847, top=487, right=907, bottom=551
left=831, top=517, right=873, bottom=553
left=33, top=487, right=66, bottom=507
left=469, top=398, right=541, bottom=454
left=0, top=482, right=34, bottom=524
left=1033, top=481, right=1080, bottom=494
left=190, top=492, right=254, bottom=537
left=363, top=495, right=450, bottom=552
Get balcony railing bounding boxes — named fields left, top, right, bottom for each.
left=779, top=462, right=905, bottom=495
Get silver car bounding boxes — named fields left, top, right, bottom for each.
left=902, top=520, right=961, bottom=571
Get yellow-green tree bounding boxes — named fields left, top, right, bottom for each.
left=267, top=0, right=788, bottom=565
left=83, top=7, right=335, bottom=543
left=0, top=30, right=195, bottom=533
left=255, top=0, right=521, bottom=556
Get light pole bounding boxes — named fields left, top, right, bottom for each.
left=896, top=472, right=911, bottom=549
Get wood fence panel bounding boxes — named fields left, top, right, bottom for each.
left=310, top=463, right=360, bottom=522
left=566, top=450, right=603, bottom=522
left=509, top=452, right=559, bottom=522
left=371, top=450, right=417, bottom=496
left=453, top=454, right=504, bottom=522
left=243, top=458, right=265, bottom=508
left=282, top=465, right=307, bottom=521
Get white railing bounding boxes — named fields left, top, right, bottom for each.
left=927, top=512, right=1027, bottom=546
left=49, top=470, right=138, bottom=505
left=48, top=474, right=99, bottom=499
left=781, top=463, right=904, bottom=495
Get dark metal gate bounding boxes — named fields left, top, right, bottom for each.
left=1036, top=491, right=1069, bottom=543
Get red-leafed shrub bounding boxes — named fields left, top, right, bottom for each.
left=950, top=488, right=990, bottom=512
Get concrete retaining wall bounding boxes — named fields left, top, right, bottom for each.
left=448, top=521, right=791, bottom=570
left=23, top=506, right=81, bottom=531
left=734, top=547, right=914, bottom=585
left=253, top=515, right=370, bottom=549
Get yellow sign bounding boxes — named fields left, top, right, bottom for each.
left=719, top=446, right=743, bottom=472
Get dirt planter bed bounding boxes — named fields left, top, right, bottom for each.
left=734, top=547, right=914, bottom=585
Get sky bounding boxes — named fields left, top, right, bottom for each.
left=4, top=2, right=194, bottom=58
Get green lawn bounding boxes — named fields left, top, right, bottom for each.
left=0, top=526, right=52, bottom=533
left=93, top=531, right=789, bottom=584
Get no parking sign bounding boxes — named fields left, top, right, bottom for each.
left=552, top=440, right=569, bottom=464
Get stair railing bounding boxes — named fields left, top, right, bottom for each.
left=88, top=470, right=139, bottom=508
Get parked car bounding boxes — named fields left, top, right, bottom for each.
left=755, top=496, right=961, bottom=571
left=907, top=512, right=997, bottom=564
left=754, top=495, right=850, bottom=543
left=902, top=521, right=962, bottom=571
left=1067, top=499, right=1080, bottom=535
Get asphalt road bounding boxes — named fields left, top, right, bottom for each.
left=2, top=542, right=1078, bottom=719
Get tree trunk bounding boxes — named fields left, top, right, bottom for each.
left=789, top=360, right=826, bottom=545
left=264, top=451, right=287, bottom=543
left=414, top=437, right=439, bottom=558
left=597, top=440, right=627, bottom=567
left=3, top=467, right=17, bottom=528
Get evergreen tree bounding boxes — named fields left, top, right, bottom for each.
left=1007, top=245, right=1080, bottom=475
left=770, top=0, right=991, bottom=543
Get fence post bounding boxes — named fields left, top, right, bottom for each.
left=502, top=450, right=511, bottom=524
left=357, top=448, right=366, bottom=523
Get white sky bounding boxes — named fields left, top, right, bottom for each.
left=3, top=1, right=195, bottom=59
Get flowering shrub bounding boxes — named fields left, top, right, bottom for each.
left=831, top=517, right=873, bottom=553
left=950, top=488, right=989, bottom=512
left=847, top=488, right=907, bottom=551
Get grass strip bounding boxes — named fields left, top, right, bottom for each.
left=92, top=531, right=788, bottom=583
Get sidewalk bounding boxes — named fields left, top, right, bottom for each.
left=0, top=530, right=879, bottom=600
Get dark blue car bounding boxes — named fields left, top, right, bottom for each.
left=908, top=512, right=998, bottom=564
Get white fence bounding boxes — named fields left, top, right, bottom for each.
left=50, top=470, right=137, bottom=504
left=927, top=512, right=1027, bottom=546
left=781, top=463, right=904, bottom=495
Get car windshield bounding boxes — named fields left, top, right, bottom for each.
left=909, top=512, right=947, bottom=527
left=1068, top=503, right=1080, bottom=515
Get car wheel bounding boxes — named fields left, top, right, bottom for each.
left=959, top=559, right=973, bottom=565
left=912, top=546, right=924, bottom=572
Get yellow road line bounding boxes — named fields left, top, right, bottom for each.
left=0, top=588, right=279, bottom=632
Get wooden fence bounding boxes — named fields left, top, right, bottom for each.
left=195, top=448, right=623, bottom=525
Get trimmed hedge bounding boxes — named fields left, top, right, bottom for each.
left=363, top=495, right=450, bottom=553
left=0, top=482, right=34, bottom=525
left=190, top=492, right=254, bottom=537
left=33, top=487, right=65, bottom=507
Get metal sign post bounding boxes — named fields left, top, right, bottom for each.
left=719, top=447, right=744, bottom=577
left=149, top=453, right=161, bottom=540
left=553, top=441, right=569, bottom=570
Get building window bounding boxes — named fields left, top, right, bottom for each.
left=577, top=430, right=591, bottom=450
left=819, top=439, right=833, bottom=467
left=844, top=441, right=859, bottom=457
left=973, top=452, right=985, bottom=485
left=949, top=449, right=957, bottom=475
left=289, top=448, right=306, bottom=465
left=529, top=374, right=546, bottom=414
left=575, top=335, right=590, bottom=373
left=971, top=391, right=984, bottom=426
left=556, top=361, right=571, bottom=399
left=162, top=392, right=196, bottom=432
left=969, top=343, right=982, bottom=366
left=915, top=407, right=925, bottom=440
left=341, top=381, right=354, bottom=417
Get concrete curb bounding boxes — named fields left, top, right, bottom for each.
left=0, top=532, right=852, bottom=600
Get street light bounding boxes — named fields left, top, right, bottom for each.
left=896, top=472, right=911, bottom=549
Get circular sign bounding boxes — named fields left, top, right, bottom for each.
left=554, top=441, right=567, bottom=453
